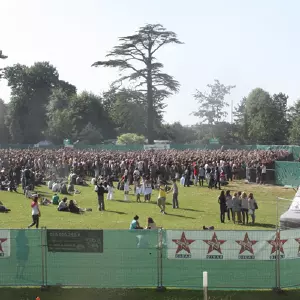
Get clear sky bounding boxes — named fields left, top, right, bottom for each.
left=1, top=0, right=300, bottom=125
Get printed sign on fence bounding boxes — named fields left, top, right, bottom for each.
left=0, top=230, right=10, bottom=258
left=47, top=230, right=103, bottom=253
left=167, top=230, right=300, bottom=260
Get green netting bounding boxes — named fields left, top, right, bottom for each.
left=275, top=161, right=300, bottom=186
left=0, top=229, right=43, bottom=286
left=280, top=229, right=300, bottom=288
left=2, top=228, right=300, bottom=289
left=46, top=229, right=158, bottom=287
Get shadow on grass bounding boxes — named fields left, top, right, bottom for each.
left=106, top=210, right=127, bottom=215
left=180, top=208, right=204, bottom=212
left=166, top=213, right=196, bottom=219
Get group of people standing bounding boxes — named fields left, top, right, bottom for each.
left=218, top=190, right=258, bottom=225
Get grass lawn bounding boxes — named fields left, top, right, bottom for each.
left=2, top=288, right=300, bottom=300
left=0, top=181, right=295, bottom=230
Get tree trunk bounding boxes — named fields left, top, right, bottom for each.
left=147, top=68, right=154, bottom=144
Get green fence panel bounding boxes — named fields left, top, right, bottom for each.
left=162, top=230, right=277, bottom=289
left=280, top=229, right=300, bottom=288
left=0, top=229, right=43, bottom=286
left=275, top=161, right=300, bottom=186
left=46, top=229, right=158, bottom=288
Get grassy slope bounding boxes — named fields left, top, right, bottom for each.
left=0, top=181, right=294, bottom=229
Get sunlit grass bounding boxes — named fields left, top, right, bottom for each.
left=0, top=181, right=294, bottom=230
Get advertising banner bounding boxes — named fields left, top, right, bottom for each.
left=167, top=230, right=300, bottom=260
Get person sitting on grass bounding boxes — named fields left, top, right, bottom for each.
left=130, top=215, right=143, bottom=230
left=52, top=193, right=59, bottom=205
left=146, top=217, right=157, bottom=229
left=68, top=199, right=91, bottom=214
left=0, top=201, right=11, bottom=212
left=58, top=197, right=69, bottom=212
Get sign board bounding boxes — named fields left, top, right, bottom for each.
left=209, top=138, right=219, bottom=145
left=47, top=230, right=103, bottom=253
left=63, top=139, right=74, bottom=148
left=144, top=144, right=170, bottom=151
left=167, top=230, right=300, bottom=260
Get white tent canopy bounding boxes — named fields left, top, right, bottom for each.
left=280, top=186, right=300, bottom=229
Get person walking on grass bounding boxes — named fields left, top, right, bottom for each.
left=168, top=178, right=179, bottom=209
left=28, top=196, right=41, bottom=229
left=157, top=184, right=167, bottom=214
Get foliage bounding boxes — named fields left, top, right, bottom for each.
left=117, top=133, right=145, bottom=145
left=92, top=24, right=183, bottom=144
left=288, top=99, right=300, bottom=144
left=244, top=88, right=284, bottom=144
left=192, top=80, right=235, bottom=124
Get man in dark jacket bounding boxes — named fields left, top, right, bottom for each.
left=95, top=181, right=108, bottom=211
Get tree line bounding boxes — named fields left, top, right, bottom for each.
left=1, top=24, right=300, bottom=146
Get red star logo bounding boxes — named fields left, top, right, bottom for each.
left=268, top=232, right=287, bottom=254
left=203, top=232, right=226, bottom=254
left=236, top=233, right=257, bottom=255
left=172, top=232, right=195, bottom=254
left=0, top=238, right=7, bottom=253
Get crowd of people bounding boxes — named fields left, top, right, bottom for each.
left=0, top=147, right=290, bottom=228
left=0, top=148, right=290, bottom=186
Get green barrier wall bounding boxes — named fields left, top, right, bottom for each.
left=1, top=229, right=300, bottom=290
left=275, top=161, right=300, bottom=186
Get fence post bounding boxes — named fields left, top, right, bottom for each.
left=203, top=271, right=208, bottom=300
left=41, top=227, right=48, bottom=290
left=156, top=228, right=166, bottom=292
left=274, top=198, right=283, bottom=294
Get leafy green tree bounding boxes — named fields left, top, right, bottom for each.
left=4, top=62, right=59, bottom=143
left=245, top=88, right=278, bottom=144
left=288, top=99, right=300, bottom=144
left=233, top=97, right=248, bottom=143
left=117, top=133, right=145, bottom=145
left=192, top=80, right=235, bottom=124
left=45, top=109, right=74, bottom=144
left=92, top=24, right=183, bottom=144
left=0, top=99, right=9, bottom=143
left=68, top=91, right=115, bottom=139
left=271, top=93, right=288, bottom=144
left=158, top=122, right=196, bottom=143
left=0, top=50, right=7, bottom=79
left=0, top=50, right=7, bottom=59
left=78, top=122, right=103, bottom=144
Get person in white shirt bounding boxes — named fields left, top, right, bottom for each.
left=107, top=182, right=114, bottom=200
left=136, top=184, right=141, bottom=202
left=180, top=175, right=185, bottom=186
left=123, top=176, right=130, bottom=201
left=225, top=190, right=233, bottom=221
left=58, top=198, right=69, bottom=212
left=241, top=192, right=249, bottom=225
left=248, top=193, right=258, bottom=225
left=28, top=197, right=40, bottom=229
left=261, top=164, right=267, bottom=184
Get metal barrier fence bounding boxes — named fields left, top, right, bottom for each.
left=0, top=228, right=300, bottom=290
